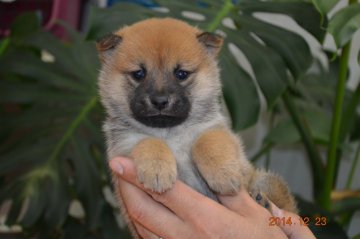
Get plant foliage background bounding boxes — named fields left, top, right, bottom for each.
left=0, top=0, right=359, bottom=238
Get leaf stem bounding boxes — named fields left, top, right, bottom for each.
left=346, top=142, right=360, bottom=189
left=321, top=41, right=351, bottom=209
left=282, top=91, right=324, bottom=200
left=0, top=38, right=10, bottom=56
left=48, top=96, right=98, bottom=164
left=22, top=96, right=98, bottom=198
left=206, top=0, right=234, bottom=32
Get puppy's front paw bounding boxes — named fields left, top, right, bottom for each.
left=192, top=129, right=252, bottom=195
left=130, top=138, right=177, bottom=193
left=136, top=160, right=177, bottom=193
left=201, top=161, right=242, bottom=195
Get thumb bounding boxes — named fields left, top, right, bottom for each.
left=271, top=203, right=316, bottom=239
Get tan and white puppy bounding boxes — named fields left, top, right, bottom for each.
left=97, top=18, right=297, bottom=238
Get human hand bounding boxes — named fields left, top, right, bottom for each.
left=109, top=157, right=315, bottom=239
left=268, top=203, right=316, bottom=239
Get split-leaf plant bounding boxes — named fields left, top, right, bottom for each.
left=0, top=0, right=359, bottom=238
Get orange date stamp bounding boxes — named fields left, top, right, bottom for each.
left=269, top=216, right=327, bottom=227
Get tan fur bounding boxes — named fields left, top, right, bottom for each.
left=249, top=170, right=298, bottom=213
left=130, top=138, right=177, bottom=193
left=192, top=128, right=253, bottom=195
left=96, top=34, right=122, bottom=62
left=97, top=18, right=297, bottom=238
left=112, top=18, right=207, bottom=73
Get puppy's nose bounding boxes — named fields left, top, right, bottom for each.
left=150, top=95, right=169, bottom=110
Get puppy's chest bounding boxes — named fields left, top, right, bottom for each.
left=108, top=124, right=218, bottom=199
left=140, top=131, right=206, bottom=180
left=166, top=134, right=193, bottom=164
left=160, top=132, right=216, bottom=198
left=111, top=127, right=197, bottom=165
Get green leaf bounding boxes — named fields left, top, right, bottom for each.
left=224, top=30, right=288, bottom=108
left=265, top=108, right=331, bottom=145
left=156, top=0, right=211, bottom=26
left=266, top=120, right=300, bottom=144
left=0, top=21, right=103, bottom=234
left=312, top=0, right=339, bottom=15
left=0, top=38, right=10, bottom=56
left=350, top=114, right=360, bottom=141
left=352, top=234, right=360, bottom=239
left=0, top=107, right=79, bottom=135
left=63, top=217, right=86, bottom=239
left=71, top=136, right=104, bottom=229
left=86, top=3, right=158, bottom=39
left=328, top=3, right=360, bottom=47
left=23, top=32, right=100, bottom=84
left=232, top=14, right=312, bottom=78
left=0, top=81, right=89, bottom=103
left=220, top=46, right=260, bottom=130
left=0, top=141, right=53, bottom=175
left=101, top=204, right=131, bottom=239
left=304, top=108, right=331, bottom=144
left=44, top=171, right=70, bottom=228
left=10, top=12, right=41, bottom=37
left=239, top=2, right=325, bottom=42
left=57, top=20, right=84, bottom=43
left=20, top=181, right=48, bottom=227
left=5, top=197, right=23, bottom=225
left=0, top=51, right=86, bottom=91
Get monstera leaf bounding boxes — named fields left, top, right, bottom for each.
left=0, top=14, right=130, bottom=238
left=328, top=3, right=360, bottom=48
left=312, top=0, right=339, bottom=17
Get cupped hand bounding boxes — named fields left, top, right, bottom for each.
left=109, top=157, right=315, bottom=239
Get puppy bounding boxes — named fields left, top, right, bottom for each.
left=97, top=18, right=297, bottom=238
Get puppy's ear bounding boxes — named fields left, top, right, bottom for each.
left=96, top=33, right=122, bottom=62
left=197, top=32, right=223, bottom=56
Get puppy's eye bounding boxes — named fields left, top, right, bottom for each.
left=174, top=69, right=190, bottom=81
left=131, top=68, right=146, bottom=81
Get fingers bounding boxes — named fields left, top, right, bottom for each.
left=155, top=180, right=224, bottom=222
left=271, top=203, right=316, bottom=239
left=218, top=189, right=271, bottom=217
left=110, top=157, right=225, bottom=223
left=219, top=190, right=315, bottom=239
left=115, top=172, right=185, bottom=239
left=134, top=222, right=160, bottom=239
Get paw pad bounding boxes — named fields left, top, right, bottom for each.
left=250, top=191, right=272, bottom=212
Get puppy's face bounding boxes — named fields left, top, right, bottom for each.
left=97, top=18, right=223, bottom=128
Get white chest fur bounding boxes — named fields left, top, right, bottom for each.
left=105, top=114, right=226, bottom=200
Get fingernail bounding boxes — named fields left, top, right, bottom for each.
left=271, top=202, right=283, bottom=217
left=110, top=160, right=124, bottom=175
